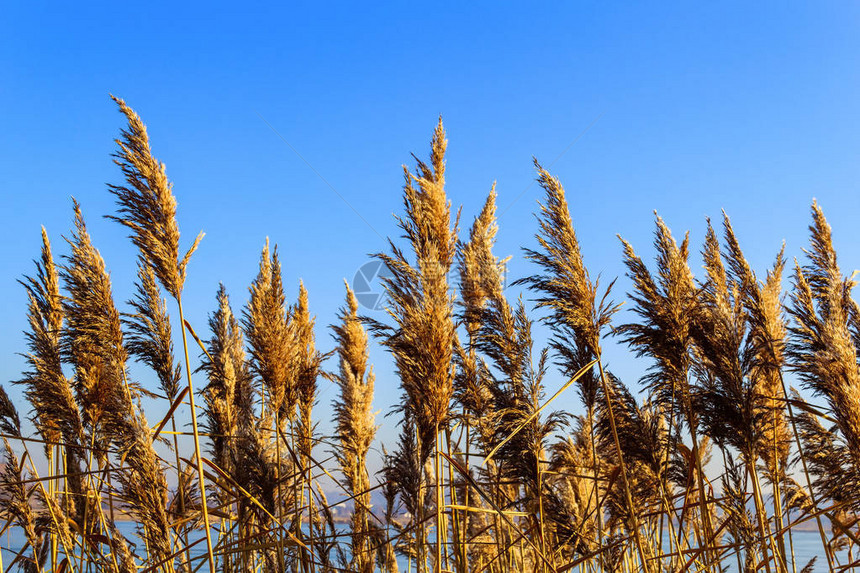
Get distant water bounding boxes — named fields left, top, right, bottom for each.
left=0, top=525, right=838, bottom=571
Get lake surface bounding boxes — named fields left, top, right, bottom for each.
left=0, top=525, right=838, bottom=571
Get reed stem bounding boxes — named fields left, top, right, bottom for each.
left=177, top=298, right=216, bottom=573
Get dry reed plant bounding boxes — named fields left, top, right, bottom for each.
left=107, top=96, right=214, bottom=572
left=331, top=284, right=378, bottom=573
left=367, top=118, right=459, bottom=573
left=517, top=161, right=650, bottom=571
left=1, top=101, right=860, bottom=573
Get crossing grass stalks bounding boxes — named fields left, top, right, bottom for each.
left=1, top=99, right=859, bottom=573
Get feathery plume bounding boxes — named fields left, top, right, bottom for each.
left=366, top=119, right=459, bottom=571
left=517, top=161, right=655, bottom=570
left=458, top=184, right=503, bottom=337
left=62, top=200, right=134, bottom=445
left=61, top=200, right=173, bottom=567
left=367, top=117, right=459, bottom=444
left=17, top=228, right=85, bottom=455
left=617, top=215, right=698, bottom=432
left=331, top=283, right=377, bottom=573
left=295, top=281, right=323, bottom=454
left=244, top=240, right=296, bottom=423
left=200, top=284, right=252, bottom=476
left=517, top=160, right=618, bottom=410
left=125, top=260, right=182, bottom=400
left=455, top=186, right=502, bottom=425
left=108, top=95, right=214, bottom=571
left=787, top=202, right=860, bottom=505
left=722, top=217, right=790, bottom=476
left=107, top=96, right=202, bottom=299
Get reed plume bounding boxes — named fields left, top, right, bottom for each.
left=107, top=95, right=213, bottom=571
left=518, top=161, right=617, bottom=410
left=125, top=260, right=182, bottom=401
left=722, top=221, right=790, bottom=477
left=617, top=216, right=717, bottom=568
left=244, top=240, right=296, bottom=424
left=378, top=462, right=402, bottom=573
left=367, top=118, right=459, bottom=572
left=617, top=216, right=698, bottom=435
left=124, top=259, right=190, bottom=564
left=368, top=117, right=459, bottom=445
left=455, top=186, right=501, bottom=439
left=198, top=284, right=258, bottom=571
left=518, top=160, right=651, bottom=570
left=331, top=283, right=378, bottom=573
left=107, top=96, right=202, bottom=300
left=692, top=219, right=786, bottom=572
left=62, top=200, right=174, bottom=569
left=458, top=184, right=503, bottom=338
left=721, top=216, right=798, bottom=563
left=15, top=227, right=89, bottom=546
left=200, top=285, right=251, bottom=482
left=62, top=200, right=134, bottom=455
left=453, top=186, right=503, bottom=568
left=294, top=281, right=324, bottom=569
left=692, top=220, right=753, bottom=451
left=1, top=442, right=43, bottom=573
left=295, top=281, right=323, bottom=467
left=17, top=228, right=83, bottom=454
left=787, top=202, right=860, bottom=510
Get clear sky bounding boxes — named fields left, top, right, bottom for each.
left=2, top=2, right=860, bottom=470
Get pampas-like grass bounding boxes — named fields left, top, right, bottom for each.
left=455, top=187, right=501, bottom=435
left=5, top=103, right=860, bottom=573
left=458, top=185, right=503, bottom=339
left=125, top=261, right=182, bottom=401
left=295, top=281, right=323, bottom=467
left=367, top=118, right=459, bottom=573
left=200, top=285, right=247, bottom=481
left=61, top=201, right=175, bottom=570
left=518, top=161, right=618, bottom=410
left=62, top=200, right=134, bottom=453
left=331, top=283, right=378, bottom=573
left=617, top=216, right=715, bottom=569
left=618, top=217, right=698, bottom=435
left=125, top=259, right=190, bottom=565
left=107, top=96, right=202, bottom=300
left=722, top=221, right=791, bottom=476
left=16, top=227, right=88, bottom=543
left=17, top=229, right=82, bottom=453
left=107, top=96, right=214, bottom=572
left=244, top=240, right=296, bottom=424
left=294, top=281, right=324, bottom=570
left=517, top=160, right=650, bottom=571
left=368, top=118, right=458, bottom=444
left=788, top=203, right=860, bottom=511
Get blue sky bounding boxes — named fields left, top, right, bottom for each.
left=2, top=2, right=860, bottom=468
